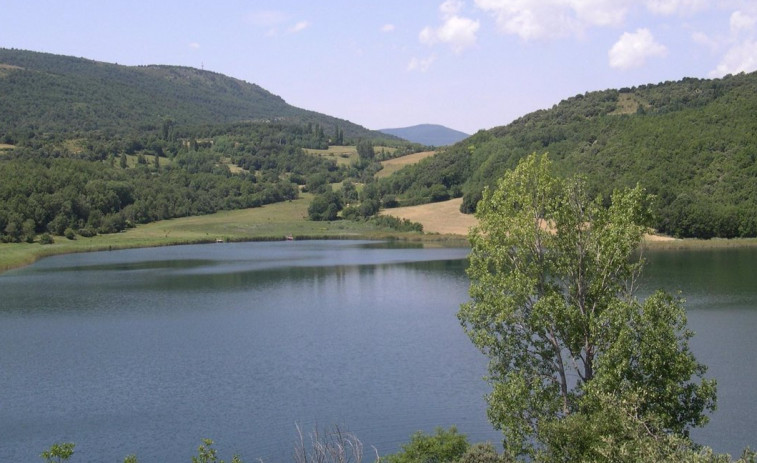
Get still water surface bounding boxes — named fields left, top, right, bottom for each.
left=0, top=241, right=754, bottom=461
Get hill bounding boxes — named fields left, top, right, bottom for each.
left=376, top=72, right=757, bottom=239
left=0, top=48, right=387, bottom=141
left=379, top=124, right=469, bottom=146
left=0, top=49, right=429, bottom=245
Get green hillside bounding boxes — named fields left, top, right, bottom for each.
left=378, top=72, right=757, bottom=239
left=0, top=49, right=424, bottom=244
left=0, top=48, right=384, bottom=140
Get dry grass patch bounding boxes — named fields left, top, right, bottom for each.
left=382, top=198, right=476, bottom=236
left=377, top=151, right=436, bottom=178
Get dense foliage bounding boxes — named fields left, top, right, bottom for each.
left=459, top=154, right=716, bottom=459
left=379, top=72, right=757, bottom=238
left=0, top=48, right=394, bottom=141
left=0, top=49, right=430, bottom=242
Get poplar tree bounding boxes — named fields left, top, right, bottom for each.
left=459, top=153, right=716, bottom=458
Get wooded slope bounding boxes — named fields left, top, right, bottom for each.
left=379, top=73, right=757, bottom=238
left=0, top=48, right=384, bottom=140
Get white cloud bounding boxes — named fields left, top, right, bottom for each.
left=730, top=10, right=757, bottom=34
left=288, top=21, right=310, bottom=34
left=474, top=0, right=630, bottom=40
left=420, top=1, right=480, bottom=53
left=440, top=0, right=464, bottom=17
left=407, top=55, right=437, bottom=72
left=645, top=0, right=708, bottom=16
left=710, top=39, right=757, bottom=76
left=704, top=7, right=757, bottom=77
left=188, top=42, right=201, bottom=50
left=381, top=24, right=396, bottom=32
left=609, top=28, right=668, bottom=69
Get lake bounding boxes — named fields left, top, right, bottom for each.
left=0, top=241, right=754, bottom=462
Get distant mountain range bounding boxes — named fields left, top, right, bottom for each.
left=379, top=124, right=470, bottom=146
left=0, top=48, right=390, bottom=140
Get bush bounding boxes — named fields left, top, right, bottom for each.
left=39, top=233, right=55, bottom=245
left=384, top=427, right=469, bottom=463
left=77, top=227, right=97, bottom=238
left=64, top=228, right=77, bottom=240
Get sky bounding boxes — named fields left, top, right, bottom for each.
left=3, top=0, right=757, bottom=134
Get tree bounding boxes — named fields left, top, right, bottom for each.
left=458, top=153, right=716, bottom=458
left=308, top=190, right=343, bottom=221
left=40, top=442, right=75, bottom=463
left=192, top=438, right=243, bottom=463
left=356, top=139, right=375, bottom=161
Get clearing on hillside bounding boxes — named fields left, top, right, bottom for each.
left=376, top=150, right=436, bottom=178
left=304, top=146, right=359, bottom=166
left=381, top=198, right=476, bottom=235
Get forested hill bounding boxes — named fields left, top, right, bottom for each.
left=378, top=72, right=757, bottom=239
left=0, top=48, right=382, bottom=140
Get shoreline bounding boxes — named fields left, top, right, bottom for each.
left=3, top=228, right=757, bottom=275
left=3, top=198, right=757, bottom=275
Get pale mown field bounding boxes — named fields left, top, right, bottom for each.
left=382, top=198, right=476, bottom=235
left=376, top=151, right=436, bottom=178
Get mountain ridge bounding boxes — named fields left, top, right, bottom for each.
left=0, top=48, right=391, bottom=141
left=379, top=124, right=470, bottom=146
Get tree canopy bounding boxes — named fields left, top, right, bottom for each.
left=458, top=153, right=716, bottom=459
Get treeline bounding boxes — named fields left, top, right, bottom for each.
left=0, top=118, right=427, bottom=242
left=376, top=72, right=757, bottom=239
left=0, top=155, right=297, bottom=243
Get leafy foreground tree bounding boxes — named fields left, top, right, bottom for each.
left=458, top=153, right=718, bottom=460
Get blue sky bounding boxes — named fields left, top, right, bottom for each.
left=3, top=1, right=756, bottom=133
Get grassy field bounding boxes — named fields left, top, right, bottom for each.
left=0, top=195, right=438, bottom=274
left=376, top=151, right=436, bottom=178
left=382, top=198, right=757, bottom=249
left=382, top=198, right=475, bottom=235
left=304, top=146, right=359, bottom=166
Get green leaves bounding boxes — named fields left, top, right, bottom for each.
left=460, top=153, right=715, bottom=458
left=40, top=443, right=75, bottom=463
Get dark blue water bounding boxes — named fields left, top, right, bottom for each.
left=0, top=241, right=754, bottom=461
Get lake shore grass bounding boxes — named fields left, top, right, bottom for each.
left=4, top=195, right=757, bottom=274
left=0, top=196, right=465, bottom=274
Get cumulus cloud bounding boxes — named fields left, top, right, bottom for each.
left=609, top=28, right=667, bottom=69
left=474, top=0, right=630, bottom=40
left=407, top=55, right=437, bottom=72
left=709, top=8, right=757, bottom=77
left=710, top=39, right=757, bottom=76
left=420, top=0, right=480, bottom=53
left=731, top=10, right=757, bottom=34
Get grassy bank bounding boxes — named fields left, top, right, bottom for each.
left=4, top=195, right=757, bottom=274
left=0, top=196, right=450, bottom=274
